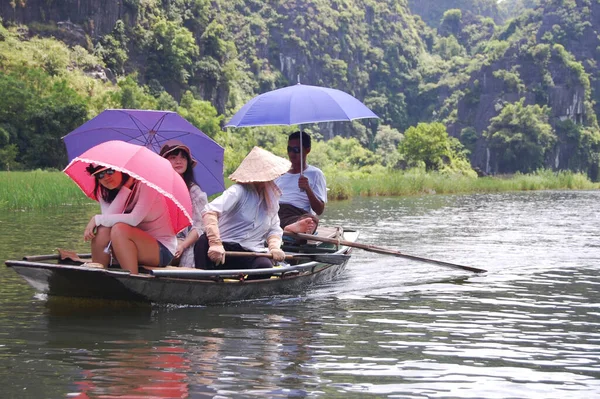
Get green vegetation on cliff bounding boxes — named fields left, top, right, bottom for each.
left=2, top=0, right=600, bottom=183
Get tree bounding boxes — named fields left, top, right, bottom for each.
left=178, top=91, right=222, bottom=138
left=398, top=122, right=470, bottom=172
left=484, top=98, right=555, bottom=173
left=146, top=17, right=199, bottom=84
left=0, top=144, right=19, bottom=171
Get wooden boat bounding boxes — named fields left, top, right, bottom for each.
left=5, top=227, right=358, bottom=306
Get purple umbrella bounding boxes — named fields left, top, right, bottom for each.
left=225, top=83, right=378, bottom=172
left=62, top=109, right=225, bottom=196
left=224, top=83, right=378, bottom=128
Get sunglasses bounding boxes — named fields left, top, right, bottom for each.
left=287, top=146, right=302, bottom=154
left=95, top=169, right=115, bottom=179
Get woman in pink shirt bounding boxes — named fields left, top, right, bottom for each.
left=83, top=164, right=177, bottom=274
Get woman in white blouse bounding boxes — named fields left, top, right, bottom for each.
left=160, top=140, right=208, bottom=266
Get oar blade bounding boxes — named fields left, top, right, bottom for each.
left=285, top=232, right=486, bottom=273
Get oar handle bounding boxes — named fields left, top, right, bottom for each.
left=226, top=251, right=290, bottom=260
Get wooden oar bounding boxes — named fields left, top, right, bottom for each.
left=226, top=251, right=350, bottom=265
left=284, top=232, right=486, bottom=273
left=149, top=261, right=337, bottom=278
left=23, top=252, right=92, bottom=262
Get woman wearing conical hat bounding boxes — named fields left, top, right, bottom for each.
left=193, top=146, right=290, bottom=271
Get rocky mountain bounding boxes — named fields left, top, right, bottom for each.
left=2, top=0, right=600, bottom=177
left=443, top=0, right=600, bottom=175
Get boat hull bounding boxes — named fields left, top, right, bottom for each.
left=6, top=230, right=358, bottom=305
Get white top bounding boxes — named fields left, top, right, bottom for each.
left=276, top=165, right=327, bottom=213
left=178, top=183, right=208, bottom=266
left=95, top=183, right=177, bottom=254
left=204, top=184, right=282, bottom=252
left=189, top=183, right=208, bottom=234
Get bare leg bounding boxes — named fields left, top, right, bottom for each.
left=110, top=223, right=161, bottom=274
left=284, top=217, right=316, bottom=234
left=91, top=226, right=111, bottom=266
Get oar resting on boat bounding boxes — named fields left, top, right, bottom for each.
left=148, top=252, right=350, bottom=278
left=226, top=251, right=349, bottom=265
left=284, top=232, right=486, bottom=273
left=23, top=250, right=348, bottom=269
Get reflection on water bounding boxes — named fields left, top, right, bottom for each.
left=1, top=191, right=600, bottom=398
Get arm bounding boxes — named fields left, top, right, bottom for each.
left=190, top=185, right=208, bottom=233
left=85, top=186, right=133, bottom=241
left=95, top=183, right=158, bottom=227
left=266, top=212, right=285, bottom=261
left=200, top=185, right=244, bottom=264
left=176, top=185, right=208, bottom=256
left=99, top=186, right=130, bottom=215
left=202, top=211, right=225, bottom=265
left=298, top=175, right=325, bottom=215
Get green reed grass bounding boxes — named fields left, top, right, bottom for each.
left=326, top=169, right=600, bottom=199
left=0, top=170, right=92, bottom=210
left=1, top=169, right=598, bottom=209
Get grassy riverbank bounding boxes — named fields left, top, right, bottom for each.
left=1, top=169, right=598, bottom=210
left=0, top=170, right=93, bottom=209
left=325, top=168, right=600, bottom=199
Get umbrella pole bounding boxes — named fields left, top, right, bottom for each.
left=299, top=125, right=304, bottom=176
left=300, top=130, right=303, bottom=176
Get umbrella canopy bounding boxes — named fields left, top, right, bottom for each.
left=63, top=109, right=225, bottom=196
left=64, top=140, right=193, bottom=234
left=225, top=83, right=378, bottom=127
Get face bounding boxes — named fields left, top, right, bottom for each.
left=96, top=169, right=122, bottom=190
left=167, top=151, right=189, bottom=175
left=287, top=138, right=309, bottom=167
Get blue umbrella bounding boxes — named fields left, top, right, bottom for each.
left=225, top=83, right=378, bottom=127
left=62, top=109, right=225, bottom=196
left=225, top=83, right=378, bottom=173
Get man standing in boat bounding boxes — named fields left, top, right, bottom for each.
left=276, top=131, right=327, bottom=234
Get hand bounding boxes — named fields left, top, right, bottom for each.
left=298, top=175, right=310, bottom=192
left=270, top=248, right=286, bottom=262
left=208, top=244, right=226, bottom=265
left=83, top=216, right=97, bottom=241
left=174, top=241, right=186, bottom=259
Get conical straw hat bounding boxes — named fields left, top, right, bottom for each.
left=229, top=146, right=291, bottom=183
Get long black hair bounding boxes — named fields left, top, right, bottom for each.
left=165, top=148, right=198, bottom=189
left=85, top=164, right=131, bottom=203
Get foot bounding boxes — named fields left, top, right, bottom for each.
left=285, top=218, right=316, bottom=234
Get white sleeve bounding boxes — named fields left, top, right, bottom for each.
left=267, top=211, right=283, bottom=238
left=312, top=169, right=328, bottom=203
left=99, top=186, right=132, bottom=214
left=95, top=183, right=157, bottom=227
left=190, top=184, right=208, bottom=233
left=204, top=184, right=243, bottom=215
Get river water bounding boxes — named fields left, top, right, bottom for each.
left=0, top=191, right=599, bottom=398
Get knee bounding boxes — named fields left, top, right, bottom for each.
left=92, top=226, right=111, bottom=244
left=110, top=223, right=131, bottom=241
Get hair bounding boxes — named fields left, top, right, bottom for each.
left=86, top=164, right=130, bottom=203
left=163, top=148, right=198, bottom=189
left=289, top=131, right=311, bottom=149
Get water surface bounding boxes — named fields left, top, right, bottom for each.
left=1, top=191, right=599, bottom=398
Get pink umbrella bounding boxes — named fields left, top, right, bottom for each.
left=64, top=140, right=193, bottom=234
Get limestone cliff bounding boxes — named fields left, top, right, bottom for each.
left=0, top=0, right=133, bottom=38
left=447, top=0, right=598, bottom=175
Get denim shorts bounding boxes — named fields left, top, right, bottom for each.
left=158, top=241, right=174, bottom=267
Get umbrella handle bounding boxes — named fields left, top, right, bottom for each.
left=299, top=127, right=304, bottom=176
